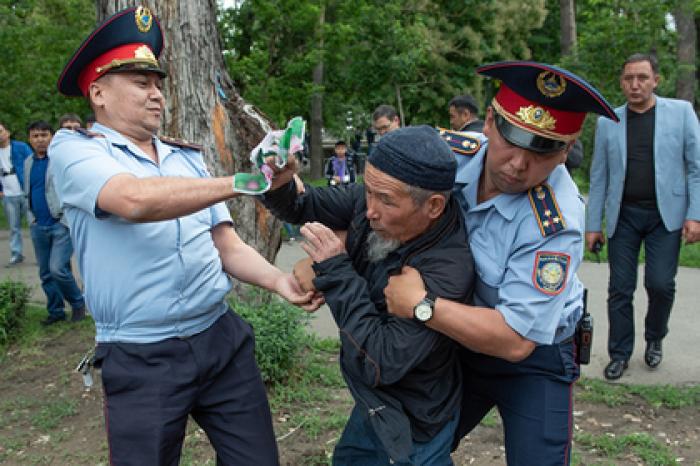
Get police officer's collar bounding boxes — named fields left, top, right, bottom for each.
left=89, top=122, right=176, bottom=163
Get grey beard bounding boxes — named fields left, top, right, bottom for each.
left=366, top=230, right=401, bottom=263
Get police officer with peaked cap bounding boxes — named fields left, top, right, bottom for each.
left=50, top=6, right=320, bottom=465
left=385, top=61, right=619, bottom=465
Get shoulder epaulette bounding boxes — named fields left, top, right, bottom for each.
left=436, top=127, right=481, bottom=157
left=159, top=135, right=203, bottom=151
left=74, top=127, right=105, bottom=138
left=528, top=184, right=566, bottom=237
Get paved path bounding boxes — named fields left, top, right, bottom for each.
left=3, top=229, right=697, bottom=385
left=275, top=241, right=700, bottom=385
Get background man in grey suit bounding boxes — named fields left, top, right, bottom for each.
left=586, top=53, right=700, bottom=380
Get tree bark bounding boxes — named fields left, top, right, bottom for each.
left=95, top=0, right=282, bottom=265
left=673, top=0, right=696, bottom=105
left=559, top=0, right=577, bottom=56
left=310, top=5, right=325, bottom=180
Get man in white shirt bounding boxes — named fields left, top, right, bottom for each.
left=0, top=121, right=31, bottom=266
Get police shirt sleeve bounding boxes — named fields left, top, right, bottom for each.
left=48, top=130, right=131, bottom=218
left=494, top=224, right=583, bottom=345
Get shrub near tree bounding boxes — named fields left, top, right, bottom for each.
left=229, top=289, right=310, bottom=383
left=0, top=280, right=30, bottom=347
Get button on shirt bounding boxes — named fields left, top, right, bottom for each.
left=48, top=123, right=233, bottom=343
left=454, top=144, right=584, bottom=344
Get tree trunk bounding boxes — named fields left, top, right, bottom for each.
left=310, top=5, right=325, bottom=180
left=673, top=0, right=696, bottom=105
left=95, top=0, right=282, bottom=266
left=559, top=0, right=577, bottom=56
left=395, top=83, right=405, bottom=127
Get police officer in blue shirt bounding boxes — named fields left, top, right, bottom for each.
left=385, top=61, right=619, bottom=465
left=49, top=6, right=319, bottom=465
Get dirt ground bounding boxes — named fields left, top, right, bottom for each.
left=1, top=323, right=698, bottom=466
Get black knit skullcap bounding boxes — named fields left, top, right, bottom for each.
left=367, top=125, right=456, bottom=191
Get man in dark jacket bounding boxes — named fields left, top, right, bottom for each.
left=262, top=125, right=475, bottom=465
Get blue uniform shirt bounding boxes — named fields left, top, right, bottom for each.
left=454, top=143, right=584, bottom=344
left=48, top=123, right=233, bottom=343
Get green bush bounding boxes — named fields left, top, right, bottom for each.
left=0, top=280, right=30, bottom=346
left=229, top=289, right=310, bottom=384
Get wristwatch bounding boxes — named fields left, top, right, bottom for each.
left=413, top=291, right=437, bottom=323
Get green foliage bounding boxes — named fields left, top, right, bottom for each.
left=0, top=280, right=30, bottom=347
left=221, top=0, right=547, bottom=133
left=574, top=431, right=678, bottom=465
left=0, top=0, right=94, bottom=138
left=576, top=377, right=700, bottom=408
left=229, top=289, right=310, bottom=383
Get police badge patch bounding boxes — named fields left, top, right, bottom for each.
left=532, top=251, right=570, bottom=295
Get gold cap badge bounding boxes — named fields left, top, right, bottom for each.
left=516, top=106, right=557, bottom=130
left=135, top=6, right=153, bottom=33
left=536, top=71, right=566, bottom=98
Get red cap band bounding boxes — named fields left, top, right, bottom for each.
left=78, top=42, right=158, bottom=96
left=493, top=85, right=586, bottom=141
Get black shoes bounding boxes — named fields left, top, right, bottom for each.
left=604, top=359, right=628, bottom=380
left=644, top=340, right=663, bottom=368
left=71, top=306, right=87, bottom=323
left=41, top=315, right=66, bottom=326
left=605, top=340, right=663, bottom=380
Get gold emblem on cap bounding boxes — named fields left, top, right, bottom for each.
left=536, top=71, right=566, bottom=98
left=516, top=106, right=556, bottom=131
left=134, top=44, right=156, bottom=61
left=95, top=45, right=158, bottom=74
left=135, top=6, right=153, bottom=33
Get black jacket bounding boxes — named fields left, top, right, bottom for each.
left=262, top=181, right=475, bottom=462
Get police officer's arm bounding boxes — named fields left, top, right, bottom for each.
left=97, top=174, right=243, bottom=222
left=585, top=116, right=610, bottom=251
left=384, top=267, right=535, bottom=362
left=211, top=222, right=321, bottom=311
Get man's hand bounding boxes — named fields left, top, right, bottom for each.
left=293, top=257, right=317, bottom=292
left=273, top=272, right=323, bottom=312
left=384, top=266, right=428, bottom=319
left=265, top=154, right=299, bottom=191
left=585, top=231, right=605, bottom=252
left=683, top=219, right=700, bottom=244
left=300, top=222, right=346, bottom=263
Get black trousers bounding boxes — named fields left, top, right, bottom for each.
left=95, top=310, right=279, bottom=466
left=607, top=204, right=681, bottom=361
left=455, top=341, right=578, bottom=466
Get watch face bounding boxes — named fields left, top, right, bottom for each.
left=415, top=303, right=433, bottom=322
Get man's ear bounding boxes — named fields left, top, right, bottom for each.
left=426, top=194, right=447, bottom=219
left=482, top=107, right=495, bottom=136
left=88, top=78, right=109, bottom=108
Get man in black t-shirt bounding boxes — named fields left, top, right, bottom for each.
left=586, top=53, right=700, bottom=380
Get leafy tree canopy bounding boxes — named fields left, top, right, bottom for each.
left=0, top=0, right=95, bottom=138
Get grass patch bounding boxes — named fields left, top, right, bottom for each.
left=269, top=336, right=350, bottom=452
left=31, top=398, right=78, bottom=431
left=574, top=431, right=678, bottom=465
left=584, top=240, right=700, bottom=268
left=577, top=377, right=700, bottom=408
left=479, top=408, right=501, bottom=428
